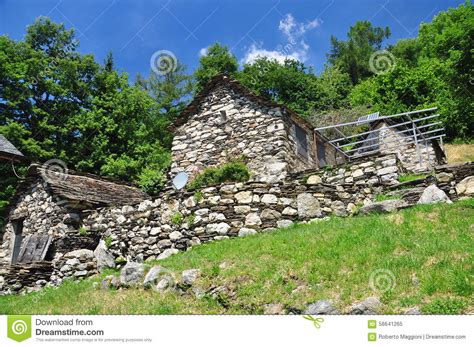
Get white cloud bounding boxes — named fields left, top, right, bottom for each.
left=242, top=43, right=303, bottom=64
left=242, top=13, right=320, bottom=65
left=198, top=47, right=208, bottom=57
left=278, top=13, right=320, bottom=42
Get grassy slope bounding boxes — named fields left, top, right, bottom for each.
left=445, top=144, right=474, bottom=164
left=0, top=199, right=473, bottom=315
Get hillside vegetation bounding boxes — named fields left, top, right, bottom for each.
left=1, top=199, right=472, bottom=315
left=445, top=144, right=474, bottom=164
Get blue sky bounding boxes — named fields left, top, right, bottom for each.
left=0, top=0, right=464, bottom=79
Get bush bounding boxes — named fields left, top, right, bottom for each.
left=188, top=160, right=250, bottom=190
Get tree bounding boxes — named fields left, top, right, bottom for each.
left=328, top=20, right=391, bottom=84
left=194, top=43, right=238, bottom=92
left=238, top=57, right=351, bottom=116
left=0, top=17, right=174, bottom=204
left=136, top=61, right=194, bottom=127
left=349, top=2, right=473, bottom=140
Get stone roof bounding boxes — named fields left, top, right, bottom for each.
left=0, top=134, right=24, bottom=161
left=175, top=74, right=316, bottom=132
left=8, top=164, right=149, bottom=212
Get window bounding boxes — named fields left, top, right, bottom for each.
left=11, top=219, right=24, bottom=264
left=317, top=140, right=327, bottom=168
left=295, top=124, right=308, bottom=158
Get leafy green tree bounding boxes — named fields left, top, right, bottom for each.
left=350, top=2, right=473, bottom=140
left=0, top=17, right=174, bottom=202
left=328, top=20, right=391, bottom=84
left=194, top=43, right=238, bottom=92
left=238, top=58, right=351, bottom=116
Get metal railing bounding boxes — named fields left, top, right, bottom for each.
left=314, top=107, right=445, bottom=167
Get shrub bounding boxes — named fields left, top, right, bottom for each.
left=188, top=160, right=250, bottom=190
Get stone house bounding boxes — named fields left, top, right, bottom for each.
left=171, top=74, right=345, bottom=183
left=0, top=134, right=24, bottom=162
left=0, top=164, right=148, bottom=266
left=358, top=119, right=446, bottom=172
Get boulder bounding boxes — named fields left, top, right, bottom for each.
left=157, top=248, right=180, bottom=260
left=347, top=297, right=382, bottom=315
left=94, top=240, right=115, bottom=271
left=182, top=269, right=200, bottom=286
left=360, top=200, right=407, bottom=215
left=155, top=276, right=175, bottom=292
left=455, top=176, right=474, bottom=197
left=297, top=193, right=322, bottom=218
left=143, top=265, right=169, bottom=287
left=120, top=262, right=145, bottom=286
left=417, top=184, right=452, bottom=204
left=305, top=300, right=340, bottom=315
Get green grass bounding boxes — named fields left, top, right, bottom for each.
left=375, top=194, right=402, bottom=202
left=1, top=199, right=472, bottom=315
left=398, top=173, right=428, bottom=183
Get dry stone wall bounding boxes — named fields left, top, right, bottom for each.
left=82, top=154, right=401, bottom=262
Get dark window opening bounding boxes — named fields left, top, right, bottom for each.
left=11, top=219, right=24, bottom=264
left=295, top=124, right=308, bottom=159
left=317, top=140, right=327, bottom=168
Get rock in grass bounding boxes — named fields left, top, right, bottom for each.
left=347, top=297, right=382, bottom=315
left=94, top=240, right=115, bottom=271
left=360, top=200, right=407, bottom=215
left=264, top=303, right=285, bottom=315
left=182, top=269, right=200, bottom=286
left=143, top=265, right=169, bottom=288
left=305, top=300, right=339, bottom=315
left=155, top=276, right=174, bottom=292
left=404, top=307, right=421, bottom=315
left=456, top=176, right=474, bottom=196
left=157, top=248, right=180, bottom=260
left=120, top=262, right=145, bottom=286
left=417, top=184, right=452, bottom=204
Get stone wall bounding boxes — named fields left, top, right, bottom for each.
left=0, top=180, right=75, bottom=265
left=2, top=154, right=471, bottom=296
left=81, top=154, right=401, bottom=262
left=171, top=84, right=319, bottom=183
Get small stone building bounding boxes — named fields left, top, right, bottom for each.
left=171, top=74, right=345, bottom=183
left=0, top=164, right=148, bottom=267
left=358, top=119, right=446, bottom=172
